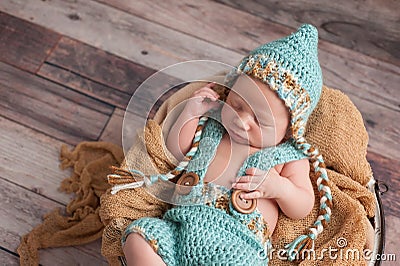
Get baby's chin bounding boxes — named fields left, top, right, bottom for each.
left=250, top=139, right=283, bottom=149
left=229, top=134, right=279, bottom=150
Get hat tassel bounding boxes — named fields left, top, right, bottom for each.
left=285, top=232, right=316, bottom=261
left=287, top=133, right=332, bottom=261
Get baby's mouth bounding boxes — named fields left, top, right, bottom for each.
left=230, top=130, right=248, bottom=143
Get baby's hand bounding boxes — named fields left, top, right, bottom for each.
left=232, top=167, right=284, bottom=200
left=184, top=83, right=221, bottom=117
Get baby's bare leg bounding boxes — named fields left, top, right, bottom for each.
left=123, top=233, right=166, bottom=266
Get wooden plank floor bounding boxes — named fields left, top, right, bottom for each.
left=0, top=0, right=399, bottom=265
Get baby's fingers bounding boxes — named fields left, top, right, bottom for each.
left=245, top=167, right=268, bottom=176
left=192, top=91, right=217, bottom=100
left=232, top=182, right=252, bottom=191
left=194, top=86, right=220, bottom=99
left=232, top=177, right=260, bottom=191
left=235, top=175, right=253, bottom=183
left=240, top=190, right=262, bottom=200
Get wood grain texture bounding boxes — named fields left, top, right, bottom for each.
left=0, top=62, right=113, bottom=145
left=0, top=177, right=107, bottom=265
left=215, top=0, right=400, bottom=66
left=384, top=215, right=400, bottom=265
left=319, top=42, right=399, bottom=112
left=97, top=0, right=400, bottom=110
left=38, top=62, right=131, bottom=110
left=367, top=151, right=400, bottom=218
left=0, top=249, right=19, bottom=265
left=0, top=0, right=241, bottom=77
left=99, top=81, right=192, bottom=149
left=96, top=0, right=290, bottom=54
left=37, top=240, right=106, bottom=266
left=99, top=108, right=126, bottom=146
left=0, top=115, right=110, bottom=262
left=0, top=246, right=110, bottom=266
left=99, top=107, right=158, bottom=153
left=0, top=116, right=73, bottom=205
left=42, top=36, right=156, bottom=95
left=97, top=0, right=398, bottom=103
left=0, top=11, right=60, bottom=73
left=346, top=94, right=399, bottom=162
left=37, top=37, right=182, bottom=110
left=94, top=0, right=400, bottom=160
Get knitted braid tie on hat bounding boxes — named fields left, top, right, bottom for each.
left=108, top=116, right=209, bottom=194
left=284, top=122, right=332, bottom=260
left=228, top=24, right=333, bottom=261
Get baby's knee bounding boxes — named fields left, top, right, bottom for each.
left=123, top=233, right=165, bottom=266
left=123, top=233, right=148, bottom=253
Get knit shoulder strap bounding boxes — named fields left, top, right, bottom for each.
left=108, top=116, right=209, bottom=194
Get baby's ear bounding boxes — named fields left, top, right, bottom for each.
left=212, top=83, right=230, bottom=102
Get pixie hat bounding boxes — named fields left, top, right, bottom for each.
left=227, top=24, right=333, bottom=260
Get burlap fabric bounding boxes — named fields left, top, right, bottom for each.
left=17, top=142, right=124, bottom=265
left=99, top=79, right=375, bottom=265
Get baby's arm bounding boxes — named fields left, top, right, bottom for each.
left=233, top=158, right=314, bottom=219
left=166, top=83, right=220, bottom=161
left=273, top=159, right=314, bottom=219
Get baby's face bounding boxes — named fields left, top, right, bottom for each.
left=221, top=75, right=290, bottom=148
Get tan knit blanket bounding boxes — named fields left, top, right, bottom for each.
left=17, top=80, right=375, bottom=265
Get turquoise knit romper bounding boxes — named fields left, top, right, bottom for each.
left=122, top=113, right=307, bottom=265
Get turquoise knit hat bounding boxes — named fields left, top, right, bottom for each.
left=226, top=24, right=332, bottom=261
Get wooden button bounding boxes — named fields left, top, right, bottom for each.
left=175, top=172, right=200, bottom=195
left=231, top=189, right=257, bottom=214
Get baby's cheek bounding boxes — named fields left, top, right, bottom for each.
left=261, top=128, right=279, bottom=146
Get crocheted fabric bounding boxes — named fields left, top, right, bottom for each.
left=122, top=115, right=307, bottom=265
